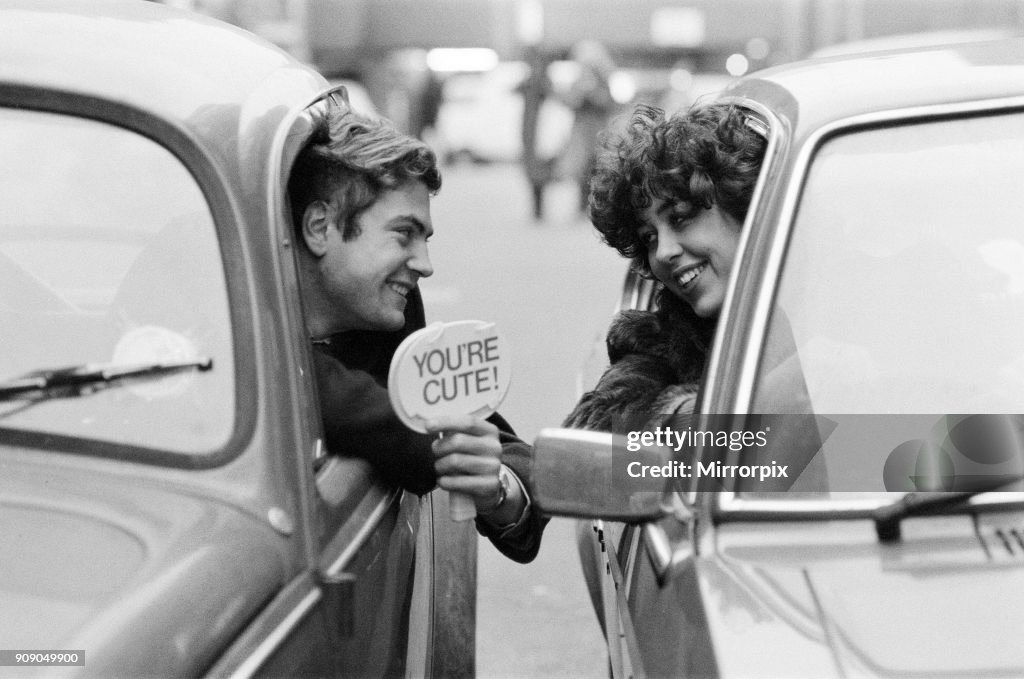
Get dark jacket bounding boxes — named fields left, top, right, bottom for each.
left=312, top=287, right=545, bottom=563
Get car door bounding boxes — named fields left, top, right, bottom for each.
left=575, top=267, right=709, bottom=679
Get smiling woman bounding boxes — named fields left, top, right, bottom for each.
left=565, top=101, right=767, bottom=430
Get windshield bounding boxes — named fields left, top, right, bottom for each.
left=742, top=110, right=1024, bottom=501
left=0, top=108, right=235, bottom=456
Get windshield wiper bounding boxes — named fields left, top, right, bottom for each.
left=0, top=358, right=213, bottom=403
left=874, top=475, right=1023, bottom=543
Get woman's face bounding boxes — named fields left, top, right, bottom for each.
left=637, top=197, right=742, bottom=318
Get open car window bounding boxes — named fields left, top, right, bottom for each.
left=0, top=108, right=235, bottom=457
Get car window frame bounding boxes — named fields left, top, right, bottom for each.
left=264, top=85, right=436, bottom=675
left=710, top=95, right=1024, bottom=520
left=0, top=83, right=256, bottom=468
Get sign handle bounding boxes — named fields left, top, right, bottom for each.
left=449, top=491, right=477, bottom=522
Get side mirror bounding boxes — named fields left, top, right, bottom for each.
left=531, top=428, right=667, bottom=521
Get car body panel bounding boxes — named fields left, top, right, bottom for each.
left=704, top=517, right=1024, bottom=677
left=611, top=508, right=1024, bottom=678
left=0, top=447, right=287, bottom=678
left=725, top=37, right=1024, bottom=142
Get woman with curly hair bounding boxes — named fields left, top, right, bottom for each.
left=565, top=102, right=767, bottom=429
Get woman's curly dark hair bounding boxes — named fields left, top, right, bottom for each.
left=588, top=102, right=767, bottom=277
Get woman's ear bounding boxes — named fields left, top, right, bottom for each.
left=300, top=200, right=333, bottom=257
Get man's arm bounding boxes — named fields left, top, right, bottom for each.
left=314, top=346, right=548, bottom=561
left=476, top=434, right=549, bottom=564
left=311, top=346, right=437, bottom=495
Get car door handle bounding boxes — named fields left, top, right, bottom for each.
left=642, top=494, right=694, bottom=585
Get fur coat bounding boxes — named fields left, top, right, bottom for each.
left=564, top=293, right=715, bottom=431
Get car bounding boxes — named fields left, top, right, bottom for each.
left=532, top=37, right=1024, bottom=678
left=0, top=2, right=473, bottom=677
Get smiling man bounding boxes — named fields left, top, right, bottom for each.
left=287, top=104, right=543, bottom=562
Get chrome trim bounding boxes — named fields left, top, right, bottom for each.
left=264, top=82, right=339, bottom=567
left=405, top=493, right=435, bottom=677
left=642, top=496, right=696, bottom=584
left=718, top=494, right=889, bottom=521
left=716, top=491, right=1024, bottom=522
left=323, top=486, right=401, bottom=576
left=692, top=97, right=786, bottom=514
left=604, top=533, right=648, bottom=679
left=222, top=586, right=322, bottom=679
left=621, top=526, right=641, bottom=599
left=965, top=491, right=1024, bottom=508
left=643, top=521, right=695, bottom=586
left=618, top=268, right=656, bottom=313
left=699, top=97, right=785, bottom=421
left=642, top=522, right=674, bottom=577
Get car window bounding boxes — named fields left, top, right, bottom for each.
left=0, top=108, right=235, bottom=457
left=747, top=110, right=1024, bottom=493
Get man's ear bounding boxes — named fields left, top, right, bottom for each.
left=300, top=200, right=333, bottom=257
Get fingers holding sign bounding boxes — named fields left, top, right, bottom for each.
left=427, top=416, right=503, bottom=505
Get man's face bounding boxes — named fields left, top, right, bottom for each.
left=319, top=180, right=434, bottom=333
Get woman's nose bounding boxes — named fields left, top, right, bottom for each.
left=653, top=231, right=682, bottom=265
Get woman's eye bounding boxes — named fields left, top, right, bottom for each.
left=639, top=232, right=657, bottom=247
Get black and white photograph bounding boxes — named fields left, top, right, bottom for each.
left=2, top=0, right=1024, bottom=677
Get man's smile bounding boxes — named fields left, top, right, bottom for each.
left=387, top=280, right=413, bottom=297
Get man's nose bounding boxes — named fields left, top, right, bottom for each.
left=408, top=242, right=434, bottom=278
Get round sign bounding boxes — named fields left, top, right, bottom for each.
left=388, top=320, right=511, bottom=434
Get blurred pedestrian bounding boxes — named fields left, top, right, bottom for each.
left=556, top=40, right=617, bottom=214
left=412, top=68, right=444, bottom=142
left=518, top=45, right=554, bottom=220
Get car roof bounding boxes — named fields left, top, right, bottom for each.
left=0, top=0, right=326, bottom=156
left=726, top=38, right=1024, bottom=139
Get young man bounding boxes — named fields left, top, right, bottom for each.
left=288, top=103, right=543, bottom=562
